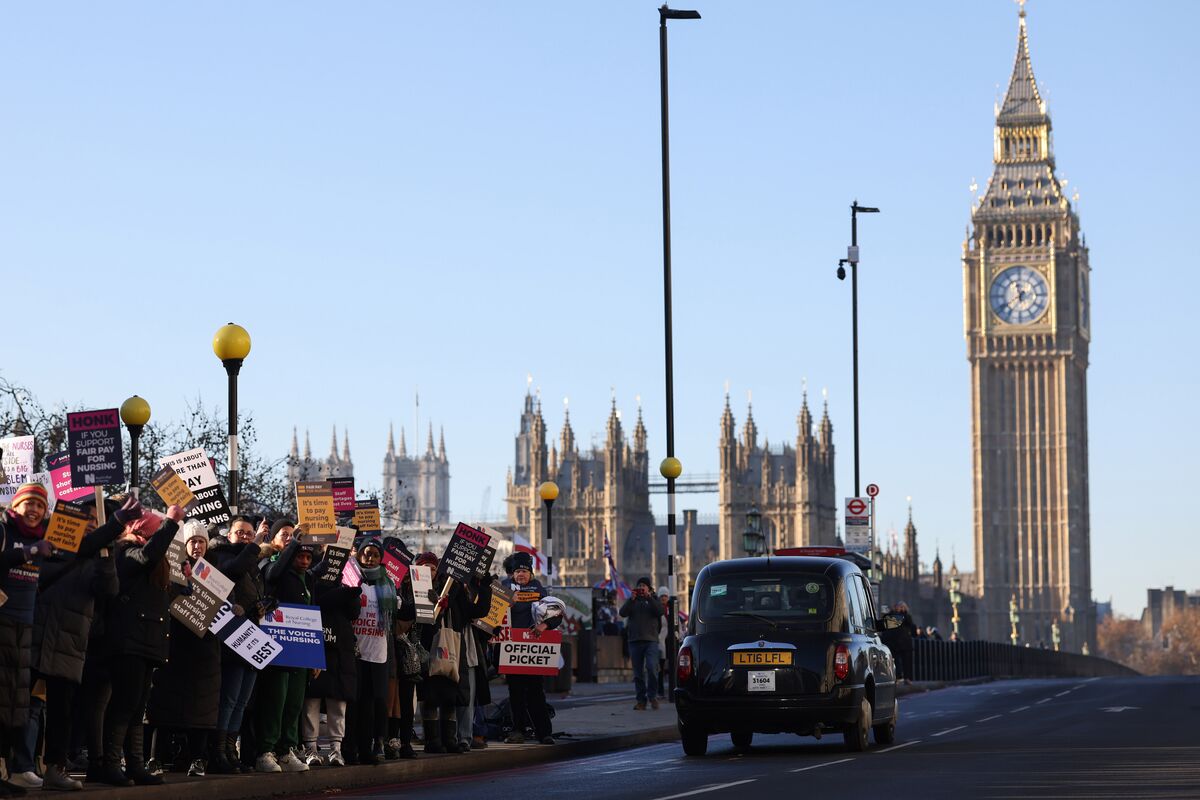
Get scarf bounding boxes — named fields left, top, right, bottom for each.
left=361, top=564, right=397, bottom=627
left=6, top=508, right=45, bottom=540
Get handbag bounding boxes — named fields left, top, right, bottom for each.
left=399, top=630, right=428, bottom=681
left=427, top=614, right=460, bottom=682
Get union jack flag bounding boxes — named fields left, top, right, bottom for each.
left=593, top=533, right=631, bottom=600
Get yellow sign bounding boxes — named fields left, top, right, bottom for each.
left=732, top=651, right=793, bottom=666
left=353, top=504, right=381, bottom=533
left=44, top=500, right=91, bottom=553
left=150, top=465, right=196, bottom=510
left=295, top=481, right=337, bottom=542
left=473, top=582, right=514, bottom=633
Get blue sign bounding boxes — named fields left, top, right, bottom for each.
left=258, top=603, right=326, bottom=669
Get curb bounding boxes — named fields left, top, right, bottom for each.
left=896, top=676, right=993, bottom=697
left=72, top=726, right=681, bottom=800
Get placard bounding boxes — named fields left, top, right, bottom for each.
left=341, top=557, right=363, bottom=588
left=44, top=500, right=90, bottom=553
left=0, top=435, right=36, bottom=503
left=150, top=465, right=197, bottom=512
left=329, top=477, right=356, bottom=514
left=169, top=557, right=234, bottom=636
left=66, top=409, right=124, bottom=488
left=165, top=524, right=190, bottom=586
left=498, top=628, right=563, bottom=676
left=47, top=451, right=93, bottom=503
left=472, top=580, right=514, bottom=635
left=159, top=448, right=231, bottom=526
left=352, top=585, right=388, bottom=664
left=410, top=564, right=436, bottom=624
left=295, top=481, right=337, bottom=543
left=438, top=522, right=492, bottom=583
left=382, top=536, right=413, bottom=587
left=318, top=526, right=357, bottom=584
left=353, top=499, right=382, bottom=534
left=209, top=602, right=282, bottom=670
left=258, top=603, right=326, bottom=669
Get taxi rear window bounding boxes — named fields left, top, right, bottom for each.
left=698, top=574, right=834, bottom=623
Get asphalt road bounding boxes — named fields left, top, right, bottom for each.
left=312, top=676, right=1200, bottom=800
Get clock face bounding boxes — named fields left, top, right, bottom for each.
left=990, top=266, right=1050, bottom=325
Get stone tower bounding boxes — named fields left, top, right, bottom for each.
left=287, top=426, right=354, bottom=483
left=717, top=391, right=836, bottom=560
left=963, top=7, right=1093, bottom=651
left=381, top=422, right=450, bottom=526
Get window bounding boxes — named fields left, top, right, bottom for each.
left=698, top=574, right=834, bottom=624
left=845, top=577, right=865, bottom=632
left=856, top=577, right=878, bottom=632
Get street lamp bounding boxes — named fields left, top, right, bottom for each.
left=742, top=506, right=765, bottom=556
left=658, top=0, right=699, bottom=708
left=949, top=569, right=962, bottom=640
left=120, top=395, right=151, bottom=498
left=836, top=200, right=880, bottom=498
left=213, top=323, right=251, bottom=513
left=1009, top=593, right=1020, bottom=646
left=538, top=480, right=559, bottom=585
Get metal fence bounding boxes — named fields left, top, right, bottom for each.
left=911, top=639, right=1138, bottom=681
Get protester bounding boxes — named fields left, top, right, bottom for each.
left=98, top=503, right=185, bottom=787
left=881, top=601, right=917, bottom=682
left=456, top=582, right=494, bottom=754
left=347, top=539, right=395, bottom=765
left=656, top=585, right=672, bottom=698
left=303, top=582, right=361, bottom=767
left=497, top=552, right=557, bottom=745
left=620, top=577, right=666, bottom=711
left=387, top=568, right=420, bottom=759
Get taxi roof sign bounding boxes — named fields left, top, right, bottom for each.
left=774, top=547, right=846, bottom=558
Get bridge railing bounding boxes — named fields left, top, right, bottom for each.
left=910, top=639, right=1137, bottom=681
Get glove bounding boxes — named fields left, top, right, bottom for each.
left=181, top=562, right=193, bottom=580
left=113, top=496, right=142, bottom=524
left=436, top=596, right=449, bottom=610
left=165, top=505, right=185, bottom=523
left=26, top=540, right=53, bottom=560
left=232, top=604, right=246, bottom=616
left=427, top=588, right=439, bottom=603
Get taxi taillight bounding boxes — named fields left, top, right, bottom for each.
left=834, top=644, right=850, bottom=681
left=678, top=645, right=694, bottom=683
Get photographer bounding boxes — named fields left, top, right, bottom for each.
left=620, top=577, right=666, bottom=711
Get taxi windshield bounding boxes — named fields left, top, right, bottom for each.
left=698, top=573, right=834, bottom=624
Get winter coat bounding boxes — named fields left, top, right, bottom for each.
left=307, top=584, right=362, bottom=701
left=206, top=536, right=266, bottom=622
left=881, top=610, right=917, bottom=655
left=620, top=594, right=665, bottom=643
left=31, top=518, right=122, bottom=683
left=104, top=518, right=180, bottom=664
left=502, top=577, right=562, bottom=631
left=0, top=510, right=49, bottom=624
left=148, top=558, right=221, bottom=730
left=417, top=578, right=492, bottom=706
left=262, top=539, right=316, bottom=607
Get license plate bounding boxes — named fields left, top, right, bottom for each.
left=747, top=671, right=776, bottom=692
left=732, top=651, right=793, bottom=666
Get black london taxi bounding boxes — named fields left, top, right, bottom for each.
left=674, top=549, right=897, bottom=756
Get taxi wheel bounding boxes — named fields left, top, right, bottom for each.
left=680, top=724, right=708, bottom=757
left=873, top=701, right=897, bottom=745
left=844, top=697, right=871, bottom=752
left=731, top=731, right=753, bottom=749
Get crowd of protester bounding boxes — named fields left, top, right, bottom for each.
left=0, top=483, right=562, bottom=795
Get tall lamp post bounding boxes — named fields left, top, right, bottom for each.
left=836, top=201, right=880, bottom=498
left=120, top=395, right=151, bottom=498
left=949, top=569, right=962, bottom=640
left=742, top=506, right=764, bottom=557
left=213, top=323, right=251, bottom=514
left=538, top=481, right=558, bottom=585
left=658, top=1, right=699, bottom=706
left=1009, top=594, right=1020, bottom=646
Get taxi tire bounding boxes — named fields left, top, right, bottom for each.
left=730, top=731, right=753, bottom=749
left=873, top=701, right=897, bottom=745
left=844, top=697, right=871, bottom=752
left=680, top=724, right=708, bottom=757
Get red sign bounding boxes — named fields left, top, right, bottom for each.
left=847, top=498, right=868, bottom=515
left=866, top=484, right=879, bottom=498
left=498, top=628, right=562, bottom=676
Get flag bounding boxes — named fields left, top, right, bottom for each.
left=594, top=533, right=631, bottom=600
left=513, top=532, right=549, bottom=577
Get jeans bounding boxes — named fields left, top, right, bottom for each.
left=11, top=695, right=43, bottom=773
left=455, top=668, right=477, bottom=745
left=216, top=658, right=257, bottom=732
left=629, top=640, right=661, bottom=704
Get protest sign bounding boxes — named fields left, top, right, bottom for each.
left=329, top=477, right=356, bottom=514
left=44, top=500, right=90, bottom=553
left=381, top=536, right=412, bottom=587
left=498, top=629, right=563, bottom=676
left=410, top=564, right=436, bottom=623
left=66, top=409, right=124, bottom=488
left=159, top=448, right=231, bottom=526
left=341, top=557, right=363, bottom=588
left=46, top=451, right=93, bottom=503
left=29, top=472, right=56, bottom=513
left=295, top=481, right=337, bottom=543
left=353, top=499, right=382, bottom=534
left=318, top=526, right=356, bottom=584
left=0, top=435, right=37, bottom=503
left=352, top=585, right=388, bottom=664
left=472, top=579, right=514, bottom=635
left=438, top=522, right=492, bottom=583
left=169, top=557, right=234, bottom=637
left=259, top=603, right=326, bottom=669
left=150, top=465, right=196, bottom=512
left=165, top=523, right=189, bottom=586
left=209, top=602, right=282, bottom=670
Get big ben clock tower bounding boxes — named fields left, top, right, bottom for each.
left=964, top=6, right=1094, bottom=652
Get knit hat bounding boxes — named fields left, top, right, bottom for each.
left=509, top=551, right=534, bottom=572
left=636, top=576, right=653, bottom=590
left=414, top=551, right=439, bottom=568
left=657, top=585, right=669, bottom=597
left=10, top=482, right=48, bottom=509
left=269, top=518, right=296, bottom=539
left=356, top=537, right=382, bottom=556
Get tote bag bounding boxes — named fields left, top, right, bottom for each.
left=427, top=614, right=460, bottom=682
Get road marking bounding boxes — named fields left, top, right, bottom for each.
left=789, top=758, right=854, bottom=773
left=1072, top=684, right=1086, bottom=691
left=1054, top=690, right=1071, bottom=697
left=1011, top=705, right=1031, bottom=713
left=932, top=725, right=967, bottom=737
left=1099, top=706, right=1140, bottom=713
left=976, top=714, right=1002, bottom=722
left=652, top=758, right=680, bottom=764
left=1035, top=697, right=1052, bottom=705
left=651, top=779, right=757, bottom=800
left=601, top=767, right=641, bottom=774
left=876, top=740, right=920, bottom=753
left=1085, top=677, right=1101, bottom=682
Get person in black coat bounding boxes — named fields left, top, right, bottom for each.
left=98, top=503, right=185, bottom=787
left=302, top=583, right=361, bottom=767
left=498, top=551, right=560, bottom=745
left=388, top=576, right=419, bottom=759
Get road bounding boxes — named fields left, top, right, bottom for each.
left=307, top=676, right=1200, bottom=799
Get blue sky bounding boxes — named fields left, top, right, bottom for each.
left=2, top=2, right=1196, bottom=618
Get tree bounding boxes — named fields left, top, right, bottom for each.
left=1096, top=615, right=1154, bottom=674
left=1156, top=608, right=1200, bottom=675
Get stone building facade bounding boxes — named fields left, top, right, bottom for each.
left=381, top=424, right=450, bottom=526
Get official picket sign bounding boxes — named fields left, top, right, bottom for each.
left=259, top=603, right=326, bottom=669
left=498, top=628, right=563, bottom=676
left=209, top=602, right=282, bottom=670
left=439, top=522, right=492, bottom=583
left=46, top=451, right=92, bottom=503
left=329, top=476, right=356, bottom=514
left=472, top=580, right=513, bottom=635
left=159, top=448, right=231, bottom=526
left=352, top=585, right=388, bottom=664
left=410, top=565, right=436, bottom=623
left=66, top=409, right=124, bottom=488
left=43, top=500, right=90, bottom=553
left=295, top=481, right=337, bottom=543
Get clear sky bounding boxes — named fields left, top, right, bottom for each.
left=2, top=2, right=1196, bottom=618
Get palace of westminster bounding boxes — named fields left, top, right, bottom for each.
left=289, top=9, right=1095, bottom=652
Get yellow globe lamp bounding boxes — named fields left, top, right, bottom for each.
left=660, top=456, right=683, bottom=480
left=120, top=395, right=151, bottom=428
left=538, top=481, right=560, bottom=504
left=212, top=323, right=252, bottom=364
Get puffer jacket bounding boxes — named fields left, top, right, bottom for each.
left=262, top=539, right=317, bottom=606
left=307, top=584, right=362, bottom=701
left=32, top=518, right=122, bottom=682
left=104, top=518, right=180, bottom=664
left=205, top=536, right=266, bottom=621
left=148, top=558, right=222, bottom=729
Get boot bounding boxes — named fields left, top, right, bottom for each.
left=443, top=719, right=464, bottom=754
left=125, top=726, right=164, bottom=786
left=209, top=729, right=237, bottom=774
left=422, top=719, right=443, bottom=754
left=226, top=733, right=245, bottom=773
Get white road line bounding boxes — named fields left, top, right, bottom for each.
left=789, top=758, right=855, bottom=773
left=1035, top=697, right=1052, bottom=705
left=1054, top=690, right=1071, bottom=697
left=601, top=767, right=642, bottom=774
left=876, top=740, right=921, bottom=753
left=932, top=725, right=967, bottom=737
left=977, top=714, right=1002, bottom=722
left=1085, top=676, right=1101, bottom=682
left=1011, top=705, right=1031, bottom=713
left=652, top=758, right=680, bottom=764
left=1072, top=684, right=1086, bottom=690
left=651, top=779, right=758, bottom=800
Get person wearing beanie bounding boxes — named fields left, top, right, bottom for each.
left=346, top=539, right=396, bottom=765
left=620, top=577, right=666, bottom=710
left=497, top=550, right=558, bottom=745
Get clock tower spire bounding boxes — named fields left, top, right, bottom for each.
left=963, top=5, right=1093, bottom=652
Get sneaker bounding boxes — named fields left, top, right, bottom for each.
left=303, top=747, right=323, bottom=768
left=65, top=752, right=89, bottom=774
left=255, top=752, right=281, bottom=774
left=326, top=749, right=345, bottom=768
left=6, top=774, right=40, bottom=790
left=385, top=738, right=402, bottom=759
left=42, top=765, right=83, bottom=792
left=650, top=698, right=661, bottom=710
left=398, top=744, right=418, bottom=759
left=277, top=750, right=309, bottom=773
left=633, top=702, right=647, bottom=711
left=186, top=759, right=206, bottom=777
left=470, top=736, right=489, bottom=750
left=503, top=732, right=525, bottom=744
